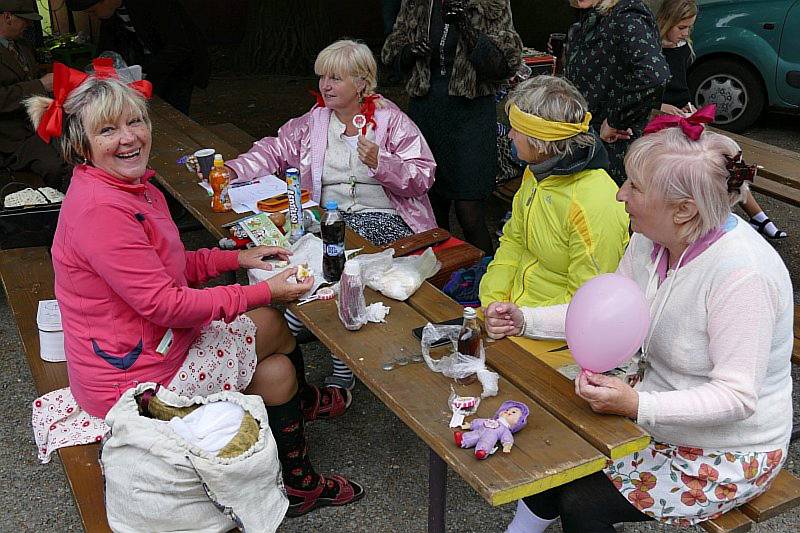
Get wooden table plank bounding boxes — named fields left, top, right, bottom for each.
left=405, top=283, right=650, bottom=460
left=699, top=508, right=753, bottom=533
left=0, top=247, right=111, bottom=533
left=289, top=291, right=608, bottom=505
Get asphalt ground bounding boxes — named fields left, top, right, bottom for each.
left=1, top=76, right=798, bottom=532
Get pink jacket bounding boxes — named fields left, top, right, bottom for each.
left=52, top=165, right=271, bottom=417
left=227, top=95, right=437, bottom=233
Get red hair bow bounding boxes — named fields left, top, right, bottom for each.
left=309, top=91, right=380, bottom=135
left=643, top=104, right=717, bottom=141
left=36, top=59, right=153, bottom=143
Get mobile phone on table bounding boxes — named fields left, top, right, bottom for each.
left=412, top=318, right=462, bottom=347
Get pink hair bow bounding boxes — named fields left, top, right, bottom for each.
left=643, top=104, right=717, bottom=141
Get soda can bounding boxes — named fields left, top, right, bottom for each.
left=285, top=167, right=304, bottom=242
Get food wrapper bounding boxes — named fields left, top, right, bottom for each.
left=420, top=323, right=499, bottom=398
left=350, top=248, right=441, bottom=301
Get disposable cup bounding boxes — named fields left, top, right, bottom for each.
left=194, top=148, right=215, bottom=180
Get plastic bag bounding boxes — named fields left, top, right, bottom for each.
left=248, top=233, right=325, bottom=299
left=351, top=247, right=441, bottom=301
left=420, top=323, right=499, bottom=398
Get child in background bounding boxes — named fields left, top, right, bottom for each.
left=657, top=0, right=787, bottom=239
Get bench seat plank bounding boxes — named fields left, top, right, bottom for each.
left=700, top=508, right=753, bottom=533
left=404, top=283, right=650, bottom=460
left=289, top=289, right=610, bottom=506
left=740, top=470, right=800, bottom=523
left=0, top=247, right=111, bottom=533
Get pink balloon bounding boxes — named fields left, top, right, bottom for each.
left=565, top=273, right=650, bottom=373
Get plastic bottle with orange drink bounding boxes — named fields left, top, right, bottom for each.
left=209, top=154, right=231, bottom=212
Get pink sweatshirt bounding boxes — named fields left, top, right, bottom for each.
left=226, top=95, right=437, bottom=233
left=52, top=165, right=271, bottom=417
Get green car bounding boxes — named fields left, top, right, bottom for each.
left=689, top=0, right=800, bottom=131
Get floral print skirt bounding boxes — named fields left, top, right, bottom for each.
left=32, top=316, right=258, bottom=463
left=604, top=441, right=786, bottom=526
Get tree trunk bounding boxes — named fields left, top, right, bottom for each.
left=236, top=1, right=333, bottom=74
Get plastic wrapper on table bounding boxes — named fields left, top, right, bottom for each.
left=351, top=248, right=441, bottom=301
left=337, top=261, right=368, bottom=331
left=420, top=323, right=499, bottom=398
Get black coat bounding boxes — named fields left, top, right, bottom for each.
left=564, top=0, right=669, bottom=132
left=98, top=0, right=210, bottom=91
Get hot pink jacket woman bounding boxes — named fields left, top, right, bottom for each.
left=226, top=95, right=437, bottom=233
left=52, top=165, right=271, bottom=417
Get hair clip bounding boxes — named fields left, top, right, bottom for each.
left=724, top=151, right=756, bottom=193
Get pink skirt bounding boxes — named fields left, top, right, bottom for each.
left=32, top=316, right=258, bottom=463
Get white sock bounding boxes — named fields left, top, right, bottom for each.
left=505, top=500, right=557, bottom=533
left=749, top=211, right=785, bottom=237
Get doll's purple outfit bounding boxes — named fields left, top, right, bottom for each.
left=458, top=400, right=530, bottom=455
left=460, top=417, right=514, bottom=454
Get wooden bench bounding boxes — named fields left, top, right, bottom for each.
left=494, top=127, right=800, bottom=207
left=404, top=282, right=800, bottom=533
left=0, top=247, right=111, bottom=533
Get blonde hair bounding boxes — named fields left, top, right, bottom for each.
left=657, top=0, right=697, bottom=41
left=314, top=39, right=377, bottom=97
left=624, top=127, right=746, bottom=244
left=25, top=76, right=150, bottom=166
left=569, top=0, right=620, bottom=15
left=505, top=75, right=595, bottom=159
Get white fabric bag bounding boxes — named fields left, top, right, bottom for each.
left=101, top=383, right=288, bottom=533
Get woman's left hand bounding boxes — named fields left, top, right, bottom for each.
left=357, top=135, right=379, bottom=170
left=238, top=246, right=292, bottom=270
left=575, top=370, right=639, bottom=419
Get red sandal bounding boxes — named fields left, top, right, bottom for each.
left=285, top=474, right=365, bottom=517
left=302, top=385, right=352, bottom=422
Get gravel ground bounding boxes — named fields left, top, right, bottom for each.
left=1, top=78, right=797, bottom=532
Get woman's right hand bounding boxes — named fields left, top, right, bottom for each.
left=599, top=119, right=633, bottom=143
left=660, top=103, right=687, bottom=116
left=224, top=165, right=239, bottom=183
left=265, top=267, right=314, bottom=304
left=484, top=301, right=524, bottom=339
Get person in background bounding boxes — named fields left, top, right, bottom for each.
left=657, top=0, right=787, bottom=240
left=226, top=39, right=436, bottom=403
left=564, top=0, right=670, bottom=186
left=480, top=75, right=629, bottom=324
left=382, top=0, right=523, bottom=256
left=493, top=112, right=792, bottom=532
left=65, top=0, right=209, bottom=115
left=0, top=0, right=70, bottom=190
left=25, top=70, right=363, bottom=517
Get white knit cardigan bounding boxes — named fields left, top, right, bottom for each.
left=522, top=216, right=793, bottom=451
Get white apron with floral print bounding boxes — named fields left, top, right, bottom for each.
left=604, top=441, right=787, bottom=526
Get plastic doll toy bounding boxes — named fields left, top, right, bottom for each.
left=453, top=400, right=529, bottom=459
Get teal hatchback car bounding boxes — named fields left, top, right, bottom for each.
left=689, top=0, right=800, bottom=131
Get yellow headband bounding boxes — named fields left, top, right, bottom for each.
left=508, top=103, right=592, bottom=142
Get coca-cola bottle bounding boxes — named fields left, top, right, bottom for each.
left=456, top=307, right=482, bottom=385
left=321, top=201, right=345, bottom=282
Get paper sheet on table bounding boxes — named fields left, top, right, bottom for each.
left=232, top=199, right=317, bottom=214
left=224, top=175, right=318, bottom=214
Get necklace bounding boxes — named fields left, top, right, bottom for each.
left=628, top=246, right=688, bottom=387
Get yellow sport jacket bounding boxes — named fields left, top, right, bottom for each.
left=479, top=166, right=629, bottom=309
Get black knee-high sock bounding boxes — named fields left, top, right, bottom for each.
left=266, top=392, right=319, bottom=491
left=284, top=344, right=317, bottom=406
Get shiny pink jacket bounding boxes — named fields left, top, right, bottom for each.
left=52, top=165, right=270, bottom=417
left=227, top=95, right=437, bottom=233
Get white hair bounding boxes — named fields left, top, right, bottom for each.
left=624, top=127, right=747, bottom=243
left=505, top=75, right=595, bottom=159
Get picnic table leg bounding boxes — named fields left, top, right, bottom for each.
left=428, top=448, right=447, bottom=533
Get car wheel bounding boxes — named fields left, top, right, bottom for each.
left=688, top=58, right=765, bottom=133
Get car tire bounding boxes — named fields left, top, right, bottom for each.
left=688, top=58, right=765, bottom=133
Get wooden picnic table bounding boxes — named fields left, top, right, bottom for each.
left=143, top=99, right=652, bottom=532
